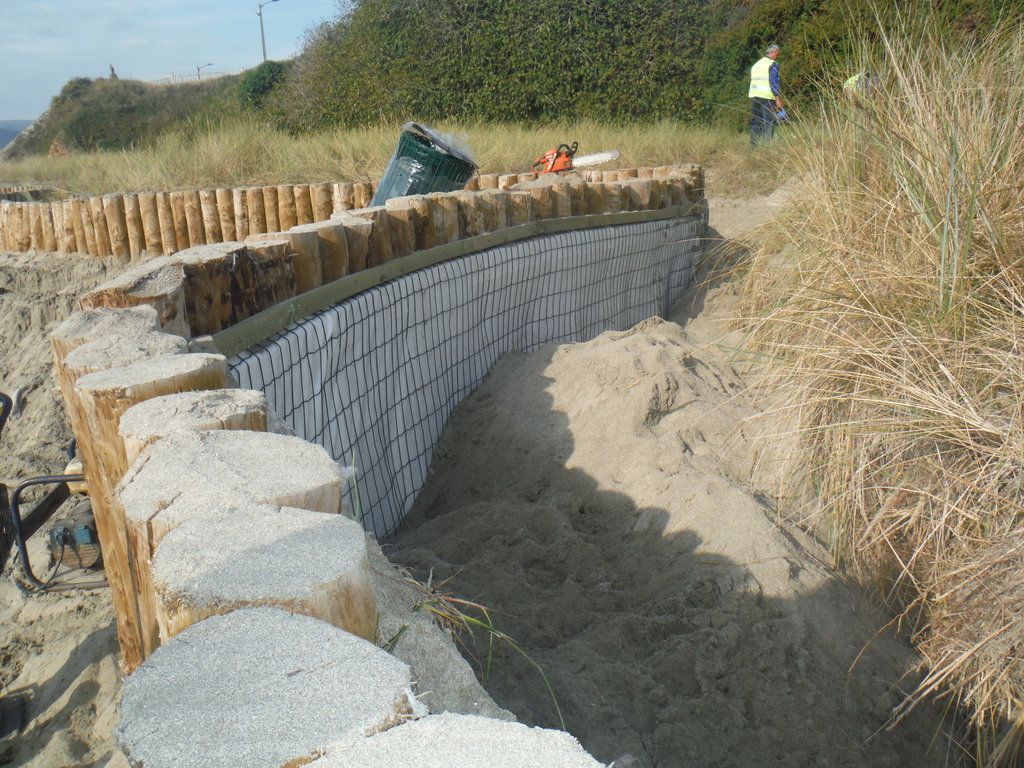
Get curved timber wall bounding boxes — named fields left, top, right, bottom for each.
left=232, top=214, right=704, bottom=537
left=48, top=166, right=706, bottom=766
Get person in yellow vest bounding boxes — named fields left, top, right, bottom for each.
left=843, top=69, right=876, bottom=107
left=749, top=44, right=785, bottom=147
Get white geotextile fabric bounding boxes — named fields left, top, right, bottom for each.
left=230, top=215, right=705, bottom=537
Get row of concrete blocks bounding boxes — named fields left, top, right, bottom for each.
left=52, top=307, right=607, bottom=768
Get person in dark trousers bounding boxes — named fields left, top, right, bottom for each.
left=749, top=44, right=785, bottom=147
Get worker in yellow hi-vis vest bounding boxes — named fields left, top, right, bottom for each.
left=749, top=44, right=785, bottom=147
left=843, top=69, right=877, bottom=107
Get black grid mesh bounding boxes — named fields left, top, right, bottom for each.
left=230, top=215, right=705, bottom=537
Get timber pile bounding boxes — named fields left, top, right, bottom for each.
left=150, top=503, right=376, bottom=642
left=46, top=165, right=707, bottom=766
left=120, top=429, right=345, bottom=655
left=0, top=180, right=376, bottom=258
left=117, top=388, right=268, bottom=465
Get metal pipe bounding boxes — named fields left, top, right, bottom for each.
left=8, top=474, right=85, bottom=590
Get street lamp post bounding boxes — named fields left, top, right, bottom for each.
left=257, top=0, right=281, bottom=63
left=196, top=62, right=214, bottom=81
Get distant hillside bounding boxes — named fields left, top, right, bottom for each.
left=1, top=75, right=245, bottom=159
left=0, top=120, right=32, bottom=149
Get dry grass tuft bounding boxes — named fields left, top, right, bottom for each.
left=0, top=119, right=775, bottom=197
left=740, top=9, right=1024, bottom=764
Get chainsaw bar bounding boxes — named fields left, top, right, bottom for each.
left=571, top=149, right=620, bottom=168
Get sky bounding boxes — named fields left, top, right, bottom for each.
left=0, top=0, right=347, bottom=120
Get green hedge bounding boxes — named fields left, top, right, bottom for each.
left=274, top=0, right=1015, bottom=130
left=11, top=0, right=1016, bottom=158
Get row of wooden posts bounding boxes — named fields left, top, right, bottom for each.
left=0, top=166, right=699, bottom=259
left=0, top=183, right=52, bottom=194
left=76, top=165, right=706, bottom=342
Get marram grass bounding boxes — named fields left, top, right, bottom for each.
left=0, top=119, right=779, bottom=198
left=740, top=10, right=1024, bottom=765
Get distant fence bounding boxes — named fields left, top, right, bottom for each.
left=0, top=184, right=55, bottom=203
left=0, top=184, right=54, bottom=194
left=148, top=68, right=245, bottom=86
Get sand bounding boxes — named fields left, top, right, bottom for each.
left=0, top=252, right=118, bottom=482
left=0, top=250, right=126, bottom=767
left=389, top=192, right=954, bottom=766
left=0, top=188, right=951, bottom=767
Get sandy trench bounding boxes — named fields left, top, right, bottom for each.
left=389, top=193, right=952, bottom=767
left=0, top=191, right=950, bottom=767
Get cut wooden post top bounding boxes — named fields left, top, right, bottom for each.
left=242, top=234, right=291, bottom=250
left=315, top=713, right=604, bottom=768
left=51, top=306, right=160, bottom=351
left=74, top=352, right=226, bottom=395
left=510, top=174, right=586, bottom=191
left=383, top=194, right=428, bottom=209
left=77, top=254, right=189, bottom=337
left=151, top=502, right=371, bottom=609
left=118, top=388, right=268, bottom=464
left=118, top=428, right=344, bottom=529
left=115, top=607, right=418, bottom=768
left=329, top=212, right=373, bottom=234
left=347, top=205, right=386, bottom=220
left=172, top=241, right=246, bottom=266
left=287, top=219, right=345, bottom=234
left=63, top=330, right=189, bottom=377
left=80, top=255, right=185, bottom=300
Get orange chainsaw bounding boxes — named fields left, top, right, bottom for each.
left=532, top=142, right=620, bottom=174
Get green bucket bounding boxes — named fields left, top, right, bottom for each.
left=371, top=123, right=477, bottom=206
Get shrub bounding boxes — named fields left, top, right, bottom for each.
left=56, top=77, right=94, bottom=104
left=238, top=60, right=287, bottom=111
left=274, top=0, right=1015, bottom=130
